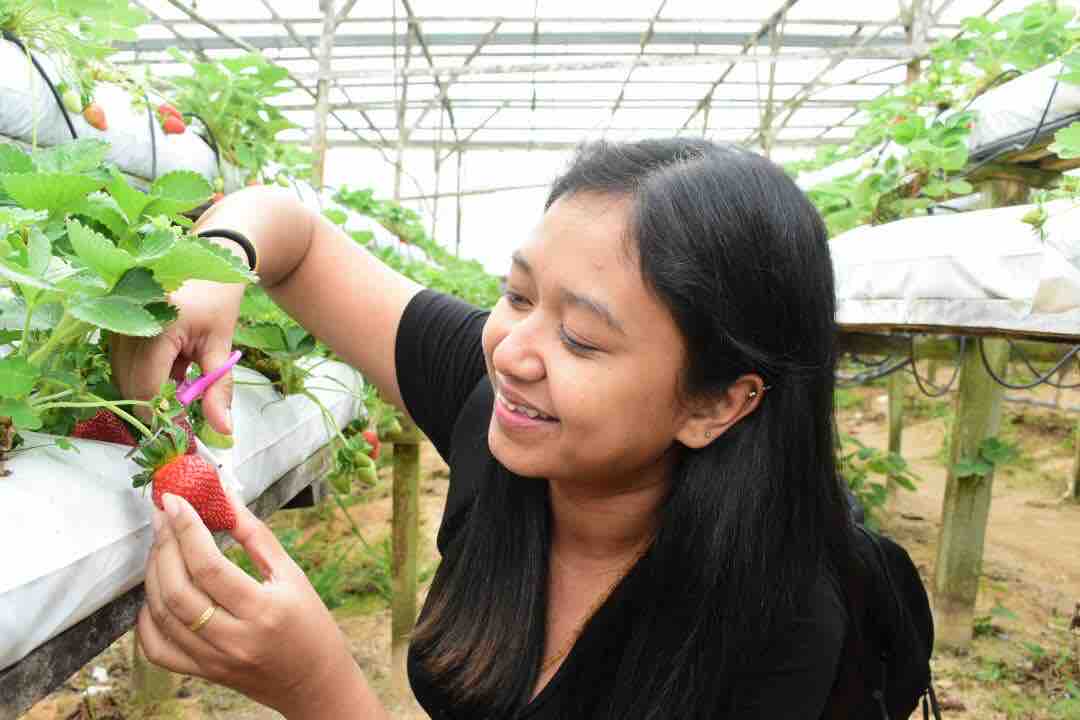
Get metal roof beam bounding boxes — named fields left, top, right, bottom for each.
left=323, top=138, right=850, bottom=151
left=608, top=0, right=669, bottom=119
left=119, top=29, right=913, bottom=53
left=408, top=21, right=502, bottom=134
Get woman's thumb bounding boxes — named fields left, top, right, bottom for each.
left=225, top=488, right=295, bottom=582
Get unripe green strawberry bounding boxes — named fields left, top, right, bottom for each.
left=83, top=102, right=107, bottom=131
left=71, top=409, right=136, bottom=446
left=328, top=471, right=352, bottom=494
left=197, top=420, right=234, bottom=449
left=354, top=464, right=377, bottom=486
left=61, top=87, right=82, bottom=114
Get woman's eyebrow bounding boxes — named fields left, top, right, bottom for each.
left=512, top=250, right=625, bottom=335
left=560, top=288, right=626, bottom=336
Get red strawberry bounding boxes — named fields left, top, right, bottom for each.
left=362, top=429, right=380, bottom=460
left=71, top=409, right=136, bottom=446
left=212, top=191, right=225, bottom=204
left=134, top=427, right=236, bottom=531
left=162, top=114, right=186, bottom=135
left=83, top=103, right=107, bottom=131
left=157, top=102, right=182, bottom=120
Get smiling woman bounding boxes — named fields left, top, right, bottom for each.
left=123, top=138, right=865, bottom=720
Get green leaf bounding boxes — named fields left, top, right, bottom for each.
left=234, top=323, right=287, bottom=352
left=323, top=208, right=348, bottom=226
left=136, top=227, right=177, bottom=262
left=285, top=326, right=315, bottom=354
left=147, top=238, right=256, bottom=291
left=0, top=207, right=48, bottom=234
left=990, top=604, right=1018, bottom=621
left=32, top=139, right=110, bottom=174
left=0, top=356, right=41, bottom=397
left=1049, top=122, right=1080, bottom=159
left=69, top=297, right=163, bottom=336
left=26, top=227, right=51, bottom=279
left=980, top=437, right=1018, bottom=466
left=72, top=192, right=128, bottom=239
left=110, top=267, right=166, bottom=304
left=106, top=169, right=152, bottom=223
left=0, top=260, right=56, bottom=291
left=0, top=398, right=42, bottom=430
left=923, top=181, right=948, bottom=198
left=67, top=219, right=135, bottom=287
left=0, top=146, right=33, bottom=174
left=954, top=457, right=993, bottom=478
left=947, top=179, right=974, bottom=195
left=144, top=171, right=212, bottom=217
left=145, top=302, right=179, bottom=326
left=0, top=173, right=107, bottom=212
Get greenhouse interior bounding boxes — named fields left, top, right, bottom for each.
left=0, top=0, right=1078, bottom=718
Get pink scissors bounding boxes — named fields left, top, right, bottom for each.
left=125, top=350, right=242, bottom=457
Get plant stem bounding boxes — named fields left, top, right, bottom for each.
left=29, top=388, right=74, bottom=404
left=27, top=313, right=90, bottom=367
left=35, top=399, right=152, bottom=437
left=19, top=292, right=35, bottom=357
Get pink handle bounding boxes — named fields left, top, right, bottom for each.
left=176, top=350, right=242, bottom=406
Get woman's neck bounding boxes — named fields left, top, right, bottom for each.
left=546, top=474, right=666, bottom=568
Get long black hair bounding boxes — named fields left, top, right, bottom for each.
left=410, top=138, right=858, bottom=718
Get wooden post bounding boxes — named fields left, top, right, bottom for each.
left=933, top=338, right=1010, bottom=650
left=389, top=417, right=421, bottom=699
left=131, top=629, right=175, bottom=706
left=885, top=371, right=906, bottom=503
left=310, top=0, right=337, bottom=189
left=1070, top=418, right=1080, bottom=502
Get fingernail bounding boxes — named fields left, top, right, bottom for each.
left=163, top=493, right=180, bottom=518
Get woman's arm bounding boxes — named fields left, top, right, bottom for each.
left=193, top=185, right=424, bottom=411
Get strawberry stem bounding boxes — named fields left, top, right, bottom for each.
left=34, top=398, right=152, bottom=437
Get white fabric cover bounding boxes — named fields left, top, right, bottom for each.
left=967, top=60, right=1080, bottom=156
left=0, top=360, right=363, bottom=671
left=831, top=200, right=1080, bottom=339
left=0, top=39, right=241, bottom=188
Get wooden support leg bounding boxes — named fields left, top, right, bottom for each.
left=1070, top=418, right=1079, bottom=503
left=390, top=418, right=421, bottom=701
left=933, top=338, right=1010, bottom=651
left=131, top=629, right=175, bottom=706
left=885, top=371, right=905, bottom=507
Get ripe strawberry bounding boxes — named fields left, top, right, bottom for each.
left=133, top=426, right=236, bottom=531
left=71, top=409, right=136, bottom=446
left=83, top=103, right=107, bottom=131
left=157, top=102, right=182, bottom=120
left=162, top=114, right=186, bottom=135
left=362, top=429, right=380, bottom=460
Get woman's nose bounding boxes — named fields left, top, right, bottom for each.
left=491, top=320, right=545, bottom=383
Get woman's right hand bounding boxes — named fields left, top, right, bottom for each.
left=138, top=492, right=386, bottom=718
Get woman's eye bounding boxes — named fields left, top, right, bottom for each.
left=559, top=326, right=598, bottom=355
left=504, top=291, right=530, bottom=308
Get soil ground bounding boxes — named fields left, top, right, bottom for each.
left=18, top=374, right=1080, bottom=720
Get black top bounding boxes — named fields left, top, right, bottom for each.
left=396, top=289, right=847, bottom=719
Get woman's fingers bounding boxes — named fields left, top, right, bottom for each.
left=158, top=494, right=268, bottom=622
left=110, top=331, right=184, bottom=423
left=136, top=604, right=204, bottom=676
left=193, top=338, right=235, bottom=436
left=223, top=488, right=298, bottom=583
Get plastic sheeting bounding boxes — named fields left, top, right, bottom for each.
left=0, top=39, right=241, bottom=188
left=831, top=199, right=1080, bottom=339
left=0, top=360, right=363, bottom=672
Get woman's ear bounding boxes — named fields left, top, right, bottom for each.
left=676, top=374, right=766, bottom=449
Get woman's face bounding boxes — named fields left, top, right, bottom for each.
left=481, top=191, right=692, bottom=491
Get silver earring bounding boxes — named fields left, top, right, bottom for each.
left=748, top=390, right=758, bottom=399
left=704, top=430, right=712, bottom=438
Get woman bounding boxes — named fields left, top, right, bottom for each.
left=114, top=138, right=858, bottom=719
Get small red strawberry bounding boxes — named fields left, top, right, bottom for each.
left=362, top=429, right=380, bottom=460
left=161, top=114, right=186, bottom=135
left=134, top=426, right=236, bottom=531
left=157, top=102, right=182, bottom=120
left=83, top=102, right=107, bottom=131
left=212, top=191, right=225, bottom=204
left=72, top=409, right=136, bottom=446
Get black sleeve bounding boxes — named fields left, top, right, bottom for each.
left=394, top=289, right=490, bottom=461
left=732, top=574, right=848, bottom=719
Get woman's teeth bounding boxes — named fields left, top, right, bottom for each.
left=499, top=393, right=554, bottom=420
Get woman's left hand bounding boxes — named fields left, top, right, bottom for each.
left=137, top=491, right=367, bottom=717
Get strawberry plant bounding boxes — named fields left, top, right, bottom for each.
left=0, top=138, right=255, bottom=468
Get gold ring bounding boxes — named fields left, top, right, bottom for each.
left=188, top=604, right=217, bottom=633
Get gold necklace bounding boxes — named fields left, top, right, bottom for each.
left=539, top=541, right=652, bottom=674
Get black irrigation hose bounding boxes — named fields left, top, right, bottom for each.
left=836, top=356, right=912, bottom=387
left=908, top=335, right=966, bottom=398
left=977, top=337, right=1080, bottom=390
left=183, top=111, right=221, bottom=168
left=1005, top=338, right=1080, bottom=389
left=966, top=74, right=1061, bottom=175
left=2, top=30, right=78, bottom=141
left=848, top=353, right=897, bottom=368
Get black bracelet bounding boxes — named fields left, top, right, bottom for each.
left=197, top=229, right=258, bottom=273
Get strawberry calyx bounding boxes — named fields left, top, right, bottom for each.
left=131, top=424, right=189, bottom=489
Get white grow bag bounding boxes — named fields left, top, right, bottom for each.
left=0, top=360, right=363, bottom=672
left=0, top=39, right=241, bottom=188
left=831, top=199, right=1080, bottom=339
